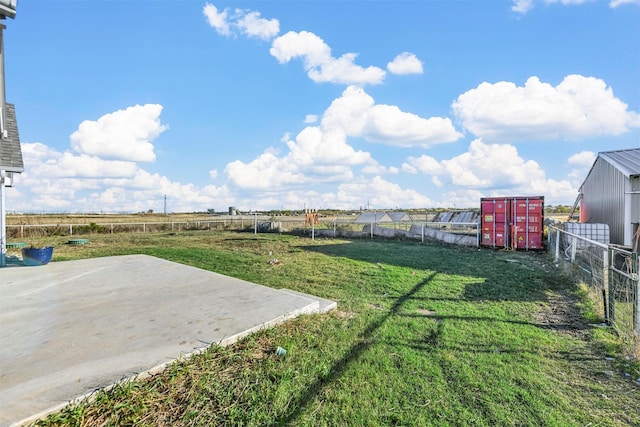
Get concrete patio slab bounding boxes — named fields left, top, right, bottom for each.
left=279, top=289, right=338, bottom=313
left=0, top=255, right=335, bottom=426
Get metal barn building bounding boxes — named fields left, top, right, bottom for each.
left=578, top=148, right=640, bottom=248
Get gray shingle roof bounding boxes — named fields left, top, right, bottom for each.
left=599, top=148, right=640, bottom=178
left=0, top=103, right=24, bottom=172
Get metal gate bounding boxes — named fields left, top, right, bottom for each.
left=609, top=246, right=639, bottom=336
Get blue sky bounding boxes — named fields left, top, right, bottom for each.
left=4, top=0, right=640, bottom=213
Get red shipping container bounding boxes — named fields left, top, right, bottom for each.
left=510, top=196, right=544, bottom=250
left=480, top=196, right=544, bottom=250
left=481, top=197, right=510, bottom=249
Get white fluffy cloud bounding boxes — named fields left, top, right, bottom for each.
left=402, top=155, right=443, bottom=175
left=224, top=85, right=462, bottom=191
left=20, top=142, right=59, bottom=165
left=547, top=0, right=640, bottom=6
left=236, top=11, right=279, bottom=40
left=12, top=158, right=232, bottom=213
left=203, top=4, right=231, bottom=36
left=203, top=4, right=279, bottom=40
left=304, top=114, right=318, bottom=124
left=440, top=189, right=485, bottom=209
left=21, top=143, right=138, bottom=179
left=452, top=75, right=640, bottom=142
left=567, top=150, right=596, bottom=184
left=513, top=0, right=639, bottom=14
left=286, top=125, right=372, bottom=167
left=387, top=52, right=423, bottom=75
left=610, top=0, right=640, bottom=6
left=224, top=151, right=309, bottom=190
left=512, top=0, right=535, bottom=13
left=567, top=150, right=596, bottom=168
left=42, top=154, right=138, bottom=179
left=270, top=31, right=386, bottom=85
left=402, top=139, right=578, bottom=204
left=546, top=0, right=590, bottom=5
left=332, top=176, right=436, bottom=209
left=70, top=104, right=167, bottom=162
left=323, top=86, right=462, bottom=147
left=8, top=105, right=233, bottom=213
left=204, top=4, right=430, bottom=86
left=224, top=125, right=370, bottom=190
left=440, top=141, right=544, bottom=187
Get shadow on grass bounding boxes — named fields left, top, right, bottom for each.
left=268, top=272, right=438, bottom=426
left=381, top=339, right=599, bottom=363
left=299, top=239, right=562, bottom=303
left=265, top=239, right=593, bottom=424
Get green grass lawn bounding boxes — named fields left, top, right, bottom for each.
left=25, top=231, right=640, bottom=426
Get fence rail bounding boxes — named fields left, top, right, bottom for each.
left=548, top=225, right=639, bottom=355
left=6, top=217, right=480, bottom=245
left=5, top=218, right=272, bottom=238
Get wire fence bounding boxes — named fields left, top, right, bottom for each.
left=549, top=225, right=639, bottom=356
left=6, top=219, right=260, bottom=238
left=5, top=216, right=480, bottom=246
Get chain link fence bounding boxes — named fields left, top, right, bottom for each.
left=549, top=225, right=639, bottom=356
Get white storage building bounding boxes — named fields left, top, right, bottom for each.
left=578, top=148, right=640, bottom=248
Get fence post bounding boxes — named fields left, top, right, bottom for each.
left=636, top=277, right=639, bottom=335
left=554, top=227, right=560, bottom=261
left=570, top=236, right=577, bottom=262
left=634, top=252, right=640, bottom=335
left=604, top=248, right=612, bottom=323
left=70, top=224, right=73, bottom=236
left=636, top=269, right=640, bottom=335
left=421, top=223, right=424, bottom=244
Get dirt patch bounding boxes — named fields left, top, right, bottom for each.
left=333, top=310, right=356, bottom=319
left=535, top=291, right=590, bottom=339
left=416, top=308, right=437, bottom=317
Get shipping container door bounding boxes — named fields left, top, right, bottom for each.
left=481, top=198, right=509, bottom=248
left=511, top=197, right=544, bottom=250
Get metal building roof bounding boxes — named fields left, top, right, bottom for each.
left=599, top=148, right=640, bottom=178
left=432, top=210, right=480, bottom=223
left=353, top=212, right=393, bottom=224
left=0, top=103, right=24, bottom=173
left=387, top=212, right=411, bottom=222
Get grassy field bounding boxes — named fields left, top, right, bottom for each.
left=16, top=231, right=640, bottom=426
